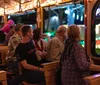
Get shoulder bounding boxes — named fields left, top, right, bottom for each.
left=15, top=43, right=23, bottom=52
left=51, top=37, right=59, bottom=42
left=9, top=34, right=17, bottom=40
left=16, top=43, right=21, bottom=49
left=73, top=41, right=83, bottom=50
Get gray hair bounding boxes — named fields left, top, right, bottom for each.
left=57, top=25, right=68, bottom=33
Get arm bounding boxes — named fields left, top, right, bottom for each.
left=7, top=37, right=20, bottom=57
left=11, top=37, right=20, bottom=50
left=89, top=64, right=100, bottom=71
left=35, top=39, right=47, bottom=59
left=42, top=34, right=51, bottom=42
left=47, top=39, right=61, bottom=61
left=15, top=44, right=44, bottom=72
left=74, top=43, right=100, bottom=71
left=74, top=43, right=90, bottom=70
left=21, top=60, right=44, bottom=72
left=36, top=50, right=47, bottom=59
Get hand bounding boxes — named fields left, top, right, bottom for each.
left=36, top=50, right=42, bottom=56
left=42, top=34, right=48, bottom=38
left=39, top=68, right=44, bottom=72
left=36, top=50, right=47, bottom=58
left=41, top=51, right=47, bottom=58
left=90, top=58, right=94, bottom=64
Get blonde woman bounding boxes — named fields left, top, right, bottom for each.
left=61, top=25, right=100, bottom=85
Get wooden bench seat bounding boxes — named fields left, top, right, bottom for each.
left=0, top=71, right=7, bottom=85
left=0, top=46, right=8, bottom=66
left=42, top=61, right=100, bottom=85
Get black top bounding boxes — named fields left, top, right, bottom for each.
left=15, top=40, right=41, bottom=71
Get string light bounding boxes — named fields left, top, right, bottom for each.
left=0, top=0, right=72, bottom=15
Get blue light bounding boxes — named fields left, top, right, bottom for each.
left=76, top=14, right=79, bottom=20
left=72, top=5, right=83, bottom=11
left=80, top=15, right=83, bottom=21
left=52, top=16, right=58, bottom=20
left=65, top=9, right=70, bottom=14
left=8, top=15, right=10, bottom=19
left=73, top=13, right=75, bottom=18
left=30, top=25, right=33, bottom=27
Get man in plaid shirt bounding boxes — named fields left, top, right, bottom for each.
left=6, top=24, right=22, bottom=73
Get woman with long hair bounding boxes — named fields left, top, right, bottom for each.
left=61, top=25, right=100, bottom=85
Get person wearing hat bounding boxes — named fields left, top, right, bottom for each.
left=0, top=19, right=15, bottom=44
left=46, top=25, right=68, bottom=61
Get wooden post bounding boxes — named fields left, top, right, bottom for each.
left=3, top=14, right=7, bottom=25
left=40, top=7, right=43, bottom=30
left=36, top=0, right=41, bottom=28
left=37, top=7, right=41, bottom=28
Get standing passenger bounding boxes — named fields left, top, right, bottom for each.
left=61, top=25, right=100, bottom=85
left=46, top=25, right=68, bottom=61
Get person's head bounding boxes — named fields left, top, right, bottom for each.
left=21, top=25, right=33, bottom=39
left=1, top=19, right=15, bottom=34
left=7, top=19, right=15, bottom=25
left=68, top=24, right=80, bottom=41
left=14, top=23, right=23, bottom=36
left=56, top=25, right=68, bottom=40
left=7, top=19, right=15, bottom=33
left=33, top=28, right=42, bottom=41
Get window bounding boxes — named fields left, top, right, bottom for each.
left=91, top=1, right=100, bottom=57
left=43, top=3, right=85, bottom=46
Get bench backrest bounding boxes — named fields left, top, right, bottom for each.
left=42, top=61, right=100, bottom=85
left=42, top=61, right=60, bottom=85
left=84, top=73, right=100, bottom=85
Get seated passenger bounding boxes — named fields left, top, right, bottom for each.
left=46, top=25, right=68, bottom=62
left=15, top=25, right=45, bottom=85
left=6, top=23, right=22, bottom=74
left=33, top=28, right=50, bottom=63
left=61, top=25, right=100, bottom=85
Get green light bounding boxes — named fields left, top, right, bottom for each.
left=45, top=32, right=55, bottom=37
left=79, top=40, right=84, bottom=46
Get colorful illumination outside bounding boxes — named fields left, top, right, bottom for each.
left=0, top=0, right=71, bottom=15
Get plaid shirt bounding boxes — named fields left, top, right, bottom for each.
left=6, top=33, right=21, bottom=61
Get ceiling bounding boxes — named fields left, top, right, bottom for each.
left=0, top=0, right=81, bottom=15
left=0, top=0, right=38, bottom=15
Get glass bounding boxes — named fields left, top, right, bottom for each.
left=95, top=23, right=100, bottom=54
left=91, top=1, right=100, bottom=56
left=43, top=3, right=85, bottom=46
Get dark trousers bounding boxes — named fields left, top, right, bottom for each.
left=10, top=70, right=45, bottom=85
left=0, top=31, right=5, bottom=43
left=0, top=81, right=2, bottom=85
left=7, top=60, right=19, bottom=74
